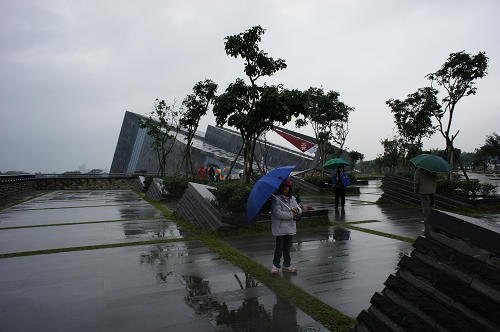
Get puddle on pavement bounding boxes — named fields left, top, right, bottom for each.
left=138, top=243, right=326, bottom=331
left=181, top=272, right=318, bottom=331
left=328, top=226, right=352, bottom=242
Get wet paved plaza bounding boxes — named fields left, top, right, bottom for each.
left=0, top=190, right=327, bottom=331
left=0, top=182, right=431, bottom=331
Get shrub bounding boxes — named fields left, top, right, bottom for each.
left=143, top=176, right=153, bottom=192
left=162, top=176, right=209, bottom=198
left=212, top=181, right=252, bottom=213
left=480, top=183, right=497, bottom=197
left=436, top=179, right=496, bottom=200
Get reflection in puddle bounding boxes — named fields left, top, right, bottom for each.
left=328, top=227, right=351, bottom=242
left=217, top=297, right=273, bottom=330
left=137, top=244, right=320, bottom=331
left=123, top=220, right=181, bottom=238
left=139, top=243, right=188, bottom=265
left=183, top=275, right=220, bottom=316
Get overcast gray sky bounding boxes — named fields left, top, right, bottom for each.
left=1, top=0, right=499, bottom=173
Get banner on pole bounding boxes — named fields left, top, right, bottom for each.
left=273, top=128, right=317, bottom=156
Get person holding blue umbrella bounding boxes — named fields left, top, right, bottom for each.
left=270, top=178, right=302, bottom=274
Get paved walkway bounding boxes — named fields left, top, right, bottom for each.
left=0, top=182, right=425, bottom=331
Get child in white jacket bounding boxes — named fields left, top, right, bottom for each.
left=271, top=178, right=302, bottom=274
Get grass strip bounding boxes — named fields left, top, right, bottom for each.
left=0, top=237, right=196, bottom=259
left=8, top=202, right=148, bottom=211
left=0, top=217, right=161, bottom=231
left=346, top=199, right=378, bottom=204
left=0, top=191, right=52, bottom=212
left=333, top=220, right=381, bottom=225
left=342, top=224, right=415, bottom=243
left=141, top=194, right=356, bottom=331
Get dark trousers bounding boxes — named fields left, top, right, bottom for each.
left=421, top=194, right=435, bottom=234
left=273, top=235, right=293, bottom=268
left=334, top=188, right=346, bottom=209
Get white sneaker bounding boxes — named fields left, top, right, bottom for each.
left=271, top=266, right=280, bottom=274
left=282, top=266, right=298, bottom=273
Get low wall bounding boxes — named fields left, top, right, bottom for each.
left=0, top=175, right=37, bottom=205
left=35, top=177, right=142, bottom=191
left=0, top=175, right=142, bottom=206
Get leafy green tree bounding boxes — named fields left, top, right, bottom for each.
left=474, top=132, right=499, bottom=172
left=179, top=79, right=218, bottom=175
left=426, top=51, right=489, bottom=179
left=140, top=99, right=180, bottom=176
left=459, top=152, right=475, bottom=170
left=295, top=87, right=353, bottom=169
left=377, top=137, right=405, bottom=173
left=213, top=26, right=295, bottom=183
left=480, top=132, right=500, bottom=159
left=386, top=87, right=440, bottom=159
left=348, top=150, right=364, bottom=172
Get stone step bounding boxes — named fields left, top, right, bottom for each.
left=355, top=309, right=400, bottom=332
left=385, top=274, right=487, bottom=331
left=398, top=252, right=500, bottom=327
left=370, top=291, right=434, bottom=331
left=413, top=236, right=500, bottom=289
left=354, top=210, right=500, bottom=332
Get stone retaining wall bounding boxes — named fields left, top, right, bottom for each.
left=380, top=173, right=471, bottom=210
left=0, top=175, right=142, bottom=206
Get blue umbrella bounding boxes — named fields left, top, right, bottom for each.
left=246, top=165, right=296, bottom=223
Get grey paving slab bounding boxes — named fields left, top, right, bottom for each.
left=0, top=242, right=327, bottom=332
left=0, top=202, right=162, bottom=228
left=223, top=227, right=413, bottom=318
left=8, top=190, right=146, bottom=210
left=0, top=219, right=181, bottom=254
left=350, top=218, right=424, bottom=239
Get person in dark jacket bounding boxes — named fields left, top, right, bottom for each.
left=331, top=166, right=350, bottom=210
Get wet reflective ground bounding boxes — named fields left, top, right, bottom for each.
left=0, top=190, right=326, bottom=331
left=224, top=227, right=413, bottom=317
left=0, top=219, right=182, bottom=253
left=0, top=201, right=161, bottom=228
left=4, top=184, right=490, bottom=330
left=227, top=180, right=424, bottom=317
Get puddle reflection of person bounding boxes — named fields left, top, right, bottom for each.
left=271, top=273, right=298, bottom=331
left=334, top=206, right=346, bottom=222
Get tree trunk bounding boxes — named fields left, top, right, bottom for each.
left=226, top=144, right=244, bottom=181
left=452, top=147, right=469, bottom=180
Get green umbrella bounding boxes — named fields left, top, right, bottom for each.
left=410, top=154, right=452, bottom=173
left=323, top=158, right=349, bottom=169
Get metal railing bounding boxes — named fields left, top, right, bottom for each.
left=0, top=174, right=36, bottom=183
left=0, top=173, right=142, bottom=183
